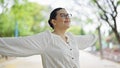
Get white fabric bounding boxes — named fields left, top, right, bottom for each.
left=0, top=30, right=97, bottom=68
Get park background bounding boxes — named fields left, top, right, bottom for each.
left=0, top=0, right=120, bottom=68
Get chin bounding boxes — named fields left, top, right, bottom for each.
left=65, top=26, right=70, bottom=29
left=67, top=25, right=70, bottom=28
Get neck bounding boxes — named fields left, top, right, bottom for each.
left=52, top=28, right=68, bottom=43
left=53, top=28, right=67, bottom=37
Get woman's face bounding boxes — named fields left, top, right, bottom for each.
left=52, top=9, right=71, bottom=30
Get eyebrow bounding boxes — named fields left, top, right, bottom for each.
left=59, top=13, right=69, bottom=15
left=58, top=12, right=68, bottom=13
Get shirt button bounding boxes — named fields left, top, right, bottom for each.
left=70, top=49, right=72, bottom=51
left=73, top=67, right=76, bottom=68
left=72, top=57, right=74, bottom=59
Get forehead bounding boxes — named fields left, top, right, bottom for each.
left=57, top=9, right=68, bottom=14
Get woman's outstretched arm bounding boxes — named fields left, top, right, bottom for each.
left=0, top=32, right=48, bottom=57
left=75, top=34, right=97, bottom=50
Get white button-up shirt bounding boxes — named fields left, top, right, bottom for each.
left=0, top=30, right=97, bottom=68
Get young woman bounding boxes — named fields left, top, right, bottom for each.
left=0, top=7, right=97, bottom=68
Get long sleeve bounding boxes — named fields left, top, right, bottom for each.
left=0, top=31, right=48, bottom=57
left=75, top=34, right=97, bottom=50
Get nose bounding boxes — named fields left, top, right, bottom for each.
left=65, top=16, right=70, bottom=19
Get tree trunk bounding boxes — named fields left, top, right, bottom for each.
left=98, top=26, right=103, bottom=59
left=113, top=29, right=120, bottom=45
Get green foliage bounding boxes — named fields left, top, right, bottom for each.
left=0, top=1, right=49, bottom=37
left=95, top=41, right=100, bottom=51
left=85, top=18, right=93, bottom=24
left=0, top=13, right=15, bottom=36
left=14, top=0, right=18, bottom=4
left=91, top=0, right=97, bottom=3
left=117, top=0, right=120, bottom=5
left=0, top=0, right=4, bottom=4
left=68, top=26, right=85, bottom=35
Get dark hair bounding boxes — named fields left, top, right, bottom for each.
left=48, top=7, right=64, bottom=29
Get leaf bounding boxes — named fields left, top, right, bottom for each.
left=0, top=0, right=4, bottom=4
left=117, top=1, right=120, bottom=6
left=91, top=0, right=97, bottom=3
left=14, top=0, right=18, bottom=4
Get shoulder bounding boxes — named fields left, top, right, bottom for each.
left=36, top=30, right=51, bottom=36
left=66, top=32, right=76, bottom=40
left=28, top=30, right=51, bottom=39
left=66, top=32, right=97, bottom=40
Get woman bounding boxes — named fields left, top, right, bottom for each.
left=0, top=7, right=97, bottom=68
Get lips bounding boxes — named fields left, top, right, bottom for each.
left=64, top=21, right=69, bottom=23
left=64, top=21, right=70, bottom=23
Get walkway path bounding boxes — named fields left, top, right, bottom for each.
left=0, top=50, right=120, bottom=68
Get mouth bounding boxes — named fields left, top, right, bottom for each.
left=64, top=21, right=70, bottom=24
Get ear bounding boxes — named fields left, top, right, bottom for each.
left=51, top=19, right=56, bottom=26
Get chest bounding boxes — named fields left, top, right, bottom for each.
left=44, top=36, right=79, bottom=59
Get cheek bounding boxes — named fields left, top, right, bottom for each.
left=56, top=16, right=64, bottom=22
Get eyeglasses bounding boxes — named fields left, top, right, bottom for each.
left=59, top=13, right=72, bottom=19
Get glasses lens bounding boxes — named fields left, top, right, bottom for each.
left=60, top=13, right=72, bottom=18
left=67, top=14, right=72, bottom=18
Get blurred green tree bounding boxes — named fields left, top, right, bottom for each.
left=68, top=26, right=85, bottom=35
left=0, top=0, right=49, bottom=37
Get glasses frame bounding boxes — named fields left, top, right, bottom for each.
left=59, top=13, right=72, bottom=19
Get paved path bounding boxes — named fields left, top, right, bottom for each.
left=79, top=51, right=120, bottom=68
left=0, top=50, right=120, bottom=68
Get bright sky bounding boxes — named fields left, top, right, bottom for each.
left=29, top=0, right=74, bottom=8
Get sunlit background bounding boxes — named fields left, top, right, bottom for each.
left=0, top=0, right=120, bottom=68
